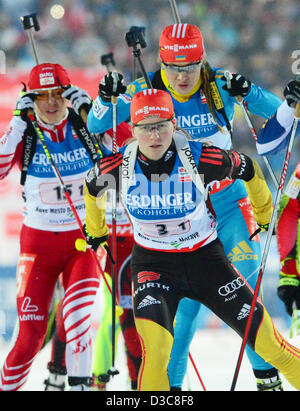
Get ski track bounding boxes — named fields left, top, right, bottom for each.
left=0, top=327, right=297, bottom=391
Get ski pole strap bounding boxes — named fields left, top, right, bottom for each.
left=209, top=80, right=233, bottom=138
left=20, top=117, right=37, bottom=185
left=67, top=107, right=101, bottom=161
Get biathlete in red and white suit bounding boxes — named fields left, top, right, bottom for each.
left=43, top=123, right=142, bottom=391
left=0, top=63, right=107, bottom=391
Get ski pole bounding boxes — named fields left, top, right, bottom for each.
left=188, top=352, right=206, bottom=391
left=100, top=52, right=120, bottom=378
left=169, top=0, right=181, bottom=24
left=230, top=103, right=300, bottom=391
left=100, top=52, right=116, bottom=73
left=125, top=27, right=152, bottom=89
left=107, top=83, right=120, bottom=379
left=128, top=26, right=146, bottom=81
left=224, top=70, right=279, bottom=190
left=126, top=27, right=208, bottom=390
left=20, top=14, right=40, bottom=64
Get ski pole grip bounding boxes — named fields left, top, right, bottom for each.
left=21, top=13, right=40, bottom=31
left=224, top=70, right=243, bottom=103
left=100, top=53, right=116, bottom=67
left=295, top=103, right=300, bottom=119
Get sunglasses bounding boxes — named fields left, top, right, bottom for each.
left=162, top=61, right=202, bottom=74
left=133, top=119, right=174, bottom=136
left=35, top=88, right=65, bottom=101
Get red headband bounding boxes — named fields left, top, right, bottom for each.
left=159, top=24, right=204, bottom=63
left=28, top=63, right=71, bottom=91
left=130, top=89, right=174, bottom=124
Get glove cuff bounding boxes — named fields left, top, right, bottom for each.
left=83, top=224, right=109, bottom=243
left=279, top=276, right=300, bottom=287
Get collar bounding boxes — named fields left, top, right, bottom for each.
left=137, top=142, right=176, bottom=167
left=160, top=66, right=202, bottom=103
left=36, top=112, right=69, bottom=143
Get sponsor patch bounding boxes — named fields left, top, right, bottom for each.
left=138, top=271, right=161, bottom=283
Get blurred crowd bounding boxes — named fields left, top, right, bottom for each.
left=0, top=0, right=299, bottom=169
left=1, top=0, right=299, bottom=89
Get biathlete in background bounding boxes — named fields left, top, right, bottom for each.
left=276, top=162, right=300, bottom=319
left=0, top=63, right=106, bottom=391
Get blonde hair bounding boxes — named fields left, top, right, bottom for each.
left=200, top=61, right=224, bottom=133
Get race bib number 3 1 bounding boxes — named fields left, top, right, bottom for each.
left=138, top=219, right=191, bottom=238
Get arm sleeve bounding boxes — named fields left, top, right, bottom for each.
left=84, top=181, right=109, bottom=238
left=244, top=159, right=273, bottom=226
left=84, top=153, right=122, bottom=236
left=0, top=116, right=27, bottom=180
left=243, top=84, right=282, bottom=118
left=256, top=101, right=300, bottom=155
left=87, top=95, right=131, bottom=134
left=198, top=146, right=272, bottom=226
left=197, top=145, right=254, bottom=185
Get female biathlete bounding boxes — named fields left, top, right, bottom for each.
left=83, top=88, right=300, bottom=391
left=87, top=23, right=283, bottom=390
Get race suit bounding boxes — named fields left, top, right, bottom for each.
left=84, top=135, right=300, bottom=391
left=87, top=66, right=282, bottom=384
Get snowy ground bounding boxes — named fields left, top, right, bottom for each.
left=1, top=325, right=298, bottom=392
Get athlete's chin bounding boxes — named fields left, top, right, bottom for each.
left=176, top=85, right=193, bottom=94
left=146, top=146, right=165, bottom=161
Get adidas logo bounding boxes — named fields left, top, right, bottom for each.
left=137, top=295, right=161, bottom=310
left=227, top=241, right=258, bottom=263
left=237, top=303, right=257, bottom=321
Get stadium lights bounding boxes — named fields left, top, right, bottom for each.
left=50, top=4, right=65, bottom=19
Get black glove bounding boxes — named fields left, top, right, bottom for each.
left=83, top=224, right=109, bottom=252
left=14, top=91, right=38, bottom=117
left=221, top=73, right=251, bottom=97
left=61, top=86, right=93, bottom=115
left=99, top=72, right=127, bottom=102
left=249, top=223, right=275, bottom=241
left=283, top=78, right=300, bottom=108
left=277, top=274, right=300, bottom=316
left=99, top=152, right=123, bottom=174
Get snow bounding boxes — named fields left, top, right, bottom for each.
left=0, top=325, right=298, bottom=391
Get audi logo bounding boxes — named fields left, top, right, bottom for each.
left=218, top=278, right=245, bottom=296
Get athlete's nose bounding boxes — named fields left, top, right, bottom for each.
left=177, top=71, right=189, bottom=80
left=149, top=128, right=160, bottom=138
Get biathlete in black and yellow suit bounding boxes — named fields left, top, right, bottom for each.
left=84, top=89, right=300, bottom=391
